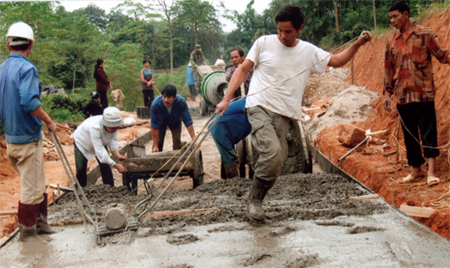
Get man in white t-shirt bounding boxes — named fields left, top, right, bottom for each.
left=215, top=4, right=372, bottom=221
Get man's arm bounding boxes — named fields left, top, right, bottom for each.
left=186, top=124, right=195, bottom=140
left=152, top=127, right=160, bottom=152
left=215, top=59, right=254, bottom=114
left=328, top=31, right=372, bottom=67
left=31, top=106, right=57, bottom=133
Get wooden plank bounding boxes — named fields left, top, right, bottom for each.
left=399, top=204, right=436, bottom=218
left=348, top=194, right=379, bottom=200
left=0, top=211, right=17, bottom=216
left=145, top=208, right=219, bottom=218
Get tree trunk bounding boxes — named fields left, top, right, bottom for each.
left=373, top=0, right=377, bottom=31
left=169, top=18, right=174, bottom=84
left=334, top=0, right=339, bottom=32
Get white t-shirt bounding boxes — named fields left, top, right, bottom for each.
left=74, top=115, right=119, bottom=167
left=245, top=35, right=331, bottom=120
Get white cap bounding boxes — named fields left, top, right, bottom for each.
left=6, top=22, right=34, bottom=45
left=101, top=107, right=123, bottom=127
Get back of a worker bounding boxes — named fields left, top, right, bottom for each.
left=0, top=22, right=58, bottom=243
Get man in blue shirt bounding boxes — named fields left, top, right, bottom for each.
left=151, top=85, right=196, bottom=152
left=0, top=22, right=58, bottom=242
left=210, top=97, right=251, bottom=178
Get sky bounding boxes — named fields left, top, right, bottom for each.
left=59, top=0, right=273, bottom=32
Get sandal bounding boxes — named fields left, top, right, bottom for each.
left=400, top=174, right=423, bottom=184
left=427, top=176, right=440, bottom=186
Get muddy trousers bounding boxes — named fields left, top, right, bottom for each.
left=157, top=119, right=182, bottom=152
left=247, top=106, right=290, bottom=183
left=74, top=144, right=114, bottom=187
left=6, top=140, right=46, bottom=204
left=397, top=102, right=440, bottom=167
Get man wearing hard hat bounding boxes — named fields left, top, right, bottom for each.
left=0, top=22, right=58, bottom=242
left=74, top=107, right=128, bottom=187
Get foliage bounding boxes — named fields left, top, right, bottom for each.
left=0, top=0, right=447, bottom=115
left=154, top=67, right=191, bottom=99
left=0, top=119, right=4, bottom=135
left=41, top=94, right=85, bottom=123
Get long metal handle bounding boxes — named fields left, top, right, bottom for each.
left=50, top=132, right=99, bottom=236
left=138, top=113, right=221, bottom=218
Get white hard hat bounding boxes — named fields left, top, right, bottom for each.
left=6, top=22, right=34, bottom=45
left=101, top=107, right=123, bottom=127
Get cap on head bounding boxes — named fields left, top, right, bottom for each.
left=101, top=107, right=123, bottom=127
left=90, top=91, right=100, bottom=99
left=6, top=22, right=34, bottom=45
left=195, top=44, right=201, bottom=49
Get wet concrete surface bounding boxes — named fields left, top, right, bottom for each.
left=2, top=173, right=450, bottom=267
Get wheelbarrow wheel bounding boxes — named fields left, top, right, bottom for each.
left=192, top=150, right=204, bottom=188
left=200, top=96, right=207, bottom=116
left=236, top=140, right=246, bottom=178
left=220, top=160, right=226, bottom=179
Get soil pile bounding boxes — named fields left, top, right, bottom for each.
left=305, top=85, right=379, bottom=140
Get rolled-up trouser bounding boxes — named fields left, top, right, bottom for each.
left=7, top=140, right=46, bottom=204
left=396, top=101, right=440, bottom=167
left=247, top=106, right=290, bottom=182
left=75, top=143, right=114, bottom=187
left=157, top=119, right=182, bottom=152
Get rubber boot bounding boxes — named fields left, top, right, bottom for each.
left=224, top=163, right=239, bottom=179
left=247, top=178, right=268, bottom=221
left=18, top=201, right=46, bottom=242
left=37, top=193, right=57, bottom=234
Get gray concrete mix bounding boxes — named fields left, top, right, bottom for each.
left=2, top=173, right=450, bottom=267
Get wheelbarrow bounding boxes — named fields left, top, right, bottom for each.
left=122, top=143, right=204, bottom=195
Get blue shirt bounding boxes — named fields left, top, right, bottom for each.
left=210, top=97, right=251, bottom=148
left=0, top=53, right=43, bottom=143
left=151, top=94, right=193, bottom=129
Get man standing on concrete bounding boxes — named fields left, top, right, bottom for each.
left=189, top=44, right=207, bottom=94
left=0, top=22, right=58, bottom=242
left=225, top=47, right=253, bottom=98
left=215, top=5, right=372, bottom=221
left=384, top=1, right=450, bottom=186
left=74, top=107, right=127, bottom=187
left=151, top=85, right=196, bottom=152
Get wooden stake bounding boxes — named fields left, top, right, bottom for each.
left=57, top=183, right=61, bottom=197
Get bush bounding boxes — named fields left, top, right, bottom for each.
left=41, top=94, right=85, bottom=123
left=154, top=67, right=191, bottom=100
left=0, top=118, right=4, bottom=134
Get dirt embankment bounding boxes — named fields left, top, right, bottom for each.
left=309, top=6, right=450, bottom=239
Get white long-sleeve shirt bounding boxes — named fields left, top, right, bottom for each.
left=74, top=115, right=119, bottom=167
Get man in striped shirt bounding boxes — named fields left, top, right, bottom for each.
left=384, top=1, right=450, bottom=186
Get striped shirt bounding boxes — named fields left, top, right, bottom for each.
left=384, top=25, right=450, bottom=104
